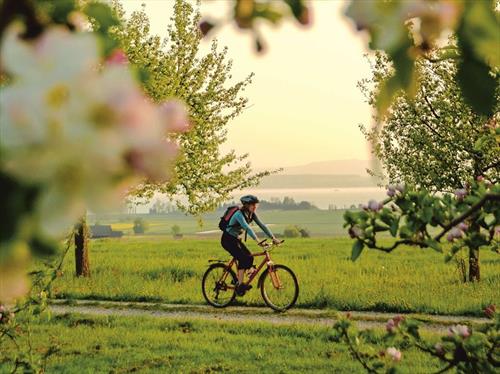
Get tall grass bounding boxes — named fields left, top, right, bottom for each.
left=51, top=237, right=500, bottom=316
left=0, top=313, right=443, bottom=373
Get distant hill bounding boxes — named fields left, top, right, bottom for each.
left=279, top=159, right=372, bottom=176
left=256, top=174, right=377, bottom=189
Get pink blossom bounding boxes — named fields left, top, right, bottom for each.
left=434, top=343, right=445, bottom=356
left=454, top=189, right=467, bottom=200
left=386, top=347, right=402, bottom=362
left=395, top=184, right=405, bottom=193
left=106, top=49, right=128, bottom=65
left=160, top=100, right=190, bottom=133
left=447, top=227, right=463, bottom=242
left=386, top=185, right=396, bottom=197
left=348, top=225, right=363, bottom=239
left=367, top=199, right=383, bottom=212
left=485, top=304, right=496, bottom=319
left=386, top=319, right=396, bottom=333
left=457, top=222, right=468, bottom=232
left=393, top=315, right=404, bottom=325
left=448, top=324, right=470, bottom=339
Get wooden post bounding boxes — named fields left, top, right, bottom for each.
left=75, top=216, right=90, bottom=277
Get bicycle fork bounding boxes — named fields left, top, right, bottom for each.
left=266, top=257, right=283, bottom=290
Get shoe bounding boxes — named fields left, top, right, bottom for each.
left=235, top=283, right=252, bottom=296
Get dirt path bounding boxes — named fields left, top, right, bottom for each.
left=49, top=299, right=492, bottom=333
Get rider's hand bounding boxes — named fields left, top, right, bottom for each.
left=257, top=239, right=268, bottom=248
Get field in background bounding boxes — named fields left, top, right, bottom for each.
left=89, top=209, right=350, bottom=237
left=51, top=237, right=499, bottom=316
left=0, top=313, right=443, bottom=373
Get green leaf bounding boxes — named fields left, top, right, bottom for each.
left=390, top=219, right=399, bottom=237
left=84, top=2, right=120, bottom=31
left=462, top=0, right=500, bottom=69
left=456, top=18, right=497, bottom=117
left=424, top=239, right=442, bottom=253
left=351, top=240, right=364, bottom=261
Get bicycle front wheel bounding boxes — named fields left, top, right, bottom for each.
left=260, top=264, right=299, bottom=312
left=202, top=263, right=237, bottom=308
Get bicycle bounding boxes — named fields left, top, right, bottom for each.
left=201, top=239, right=299, bottom=312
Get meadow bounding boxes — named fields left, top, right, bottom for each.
left=0, top=313, right=443, bottom=373
left=91, top=209, right=360, bottom=236
left=51, top=237, right=500, bottom=316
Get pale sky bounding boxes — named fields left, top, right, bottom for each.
left=120, top=0, right=374, bottom=169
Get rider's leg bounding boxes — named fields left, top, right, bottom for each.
left=237, top=269, right=245, bottom=283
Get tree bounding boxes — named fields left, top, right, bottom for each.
left=74, top=217, right=90, bottom=277
left=360, top=53, right=499, bottom=192
left=111, top=0, right=270, bottom=216
left=344, top=181, right=499, bottom=282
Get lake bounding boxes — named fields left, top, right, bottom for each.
left=232, top=187, right=387, bottom=209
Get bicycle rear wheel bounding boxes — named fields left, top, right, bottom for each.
left=202, top=263, right=237, bottom=308
left=260, top=264, right=299, bottom=312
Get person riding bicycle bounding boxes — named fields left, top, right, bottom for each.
left=221, top=194, right=280, bottom=295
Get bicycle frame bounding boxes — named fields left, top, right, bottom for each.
left=219, top=245, right=282, bottom=290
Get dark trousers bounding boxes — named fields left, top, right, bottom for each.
left=221, top=232, right=254, bottom=270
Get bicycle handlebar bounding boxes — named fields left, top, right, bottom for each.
left=258, top=238, right=285, bottom=248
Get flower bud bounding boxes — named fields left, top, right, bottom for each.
left=485, top=304, right=496, bottom=319
left=434, top=343, right=445, bottom=356
left=454, top=189, right=467, bottom=200
left=386, top=319, right=396, bottom=333
left=106, top=49, right=128, bottom=65
left=368, top=199, right=383, bottom=212
left=199, top=20, right=215, bottom=37
left=386, top=347, right=402, bottom=362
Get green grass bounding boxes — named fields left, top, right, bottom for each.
left=51, top=237, right=500, bottom=316
left=90, top=209, right=350, bottom=236
left=0, top=313, right=443, bottom=373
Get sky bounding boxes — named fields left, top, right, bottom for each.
left=120, top=0, right=374, bottom=169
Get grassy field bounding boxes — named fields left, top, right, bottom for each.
left=51, top=237, right=499, bottom=316
left=89, top=209, right=350, bottom=236
left=0, top=313, right=443, bottom=373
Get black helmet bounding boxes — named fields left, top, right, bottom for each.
left=240, top=194, right=259, bottom=204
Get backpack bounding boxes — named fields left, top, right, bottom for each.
left=218, top=206, right=254, bottom=233
left=218, top=206, right=240, bottom=231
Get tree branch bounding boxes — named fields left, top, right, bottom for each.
left=423, top=92, right=441, bottom=120
left=435, top=193, right=500, bottom=241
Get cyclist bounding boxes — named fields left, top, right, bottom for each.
left=221, top=194, right=280, bottom=295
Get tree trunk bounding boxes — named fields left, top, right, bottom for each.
left=75, top=216, right=90, bottom=277
left=468, top=247, right=480, bottom=282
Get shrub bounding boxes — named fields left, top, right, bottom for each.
left=299, top=228, right=311, bottom=238
left=171, top=224, right=182, bottom=239
left=283, top=226, right=300, bottom=238
left=133, top=218, right=148, bottom=235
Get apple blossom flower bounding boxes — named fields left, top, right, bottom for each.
left=0, top=25, right=185, bottom=237
left=386, top=185, right=396, bottom=197
left=457, top=222, right=468, bottom=232
left=454, top=189, right=467, bottom=200
left=446, top=227, right=463, bottom=242
left=386, top=347, right=402, bottom=362
left=386, top=318, right=396, bottom=333
left=448, top=324, right=470, bottom=339
left=485, top=304, right=496, bottom=319
left=367, top=199, right=383, bottom=212
left=434, top=343, right=445, bottom=356
left=348, top=225, right=363, bottom=239
left=106, top=49, right=128, bottom=65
